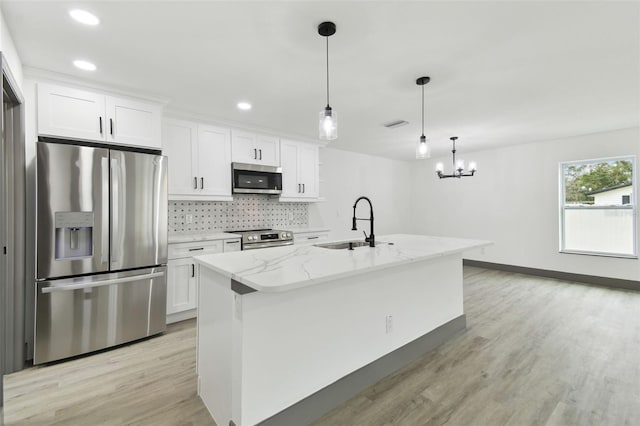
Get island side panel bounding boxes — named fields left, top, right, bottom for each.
left=197, top=265, right=238, bottom=426
left=238, top=253, right=464, bottom=426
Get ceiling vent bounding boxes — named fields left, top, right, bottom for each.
left=383, top=120, right=409, bottom=129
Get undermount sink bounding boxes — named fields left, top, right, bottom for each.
left=314, top=240, right=386, bottom=250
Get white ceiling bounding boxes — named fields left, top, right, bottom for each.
left=2, top=1, right=639, bottom=160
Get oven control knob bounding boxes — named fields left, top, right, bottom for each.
left=248, top=235, right=254, bottom=241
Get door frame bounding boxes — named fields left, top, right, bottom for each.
left=1, top=52, right=26, bottom=408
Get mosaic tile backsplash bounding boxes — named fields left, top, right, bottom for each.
left=169, top=195, right=309, bottom=234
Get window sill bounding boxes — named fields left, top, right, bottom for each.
left=560, top=250, right=638, bottom=259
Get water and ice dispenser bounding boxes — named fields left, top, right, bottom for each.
left=54, top=212, right=94, bottom=260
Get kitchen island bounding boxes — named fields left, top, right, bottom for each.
left=194, top=234, right=491, bottom=426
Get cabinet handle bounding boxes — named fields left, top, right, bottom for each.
left=254, top=148, right=257, bottom=160
left=191, top=264, right=195, bottom=278
left=303, top=183, right=305, bottom=193
left=226, top=241, right=239, bottom=244
left=109, top=118, right=114, bottom=136
left=201, top=177, right=204, bottom=189
left=307, top=236, right=319, bottom=240
left=99, top=117, right=103, bottom=134
left=194, top=177, right=198, bottom=189
left=298, top=184, right=301, bottom=193
left=188, top=247, right=204, bottom=251
left=259, top=149, right=262, bottom=160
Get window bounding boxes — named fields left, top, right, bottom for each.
left=560, top=156, right=636, bottom=258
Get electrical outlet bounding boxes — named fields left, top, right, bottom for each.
left=185, top=214, right=193, bottom=224
left=385, top=315, right=393, bottom=334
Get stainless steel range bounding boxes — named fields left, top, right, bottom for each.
left=227, top=229, right=294, bottom=250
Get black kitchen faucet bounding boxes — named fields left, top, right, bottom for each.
left=352, top=196, right=375, bottom=247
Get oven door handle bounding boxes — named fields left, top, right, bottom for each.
left=242, top=241, right=294, bottom=250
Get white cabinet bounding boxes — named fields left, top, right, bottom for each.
left=279, top=139, right=319, bottom=200
left=293, top=230, right=330, bottom=244
left=106, top=96, right=161, bottom=148
left=167, top=238, right=240, bottom=323
left=162, top=119, right=232, bottom=200
left=37, top=82, right=161, bottom=149
left=231, top=130, right=280, bottom=166
left=167, top=257, right=197, bottom=316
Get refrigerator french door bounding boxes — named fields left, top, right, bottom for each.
left=34, top=141, right=168, bottom=364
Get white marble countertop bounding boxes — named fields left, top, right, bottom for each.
left=194, top=234, right=491, bottom=293
left=168, top=232, right=240, bottom=244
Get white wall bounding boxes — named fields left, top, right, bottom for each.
left=0, top=6, right=23, bottom=87
left=410, top=127, right=640, bottom=281
left=308, top=148, right=412, bottom=240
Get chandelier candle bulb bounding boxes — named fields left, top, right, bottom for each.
left=436, top=162, right=444, bottom=173
left=469, top=162, right=478, bottom=172
left=456, top=160, right=465, bottom=172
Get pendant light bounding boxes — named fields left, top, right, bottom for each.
left=416, top=76, right=431, bottom=159
left=436, top=137, right=477, bottom=178
left=318, top=21, right=337, bottom=140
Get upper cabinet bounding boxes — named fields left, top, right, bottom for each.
left=231, top=130, right=280, bottom=166
left=162, top=119, right=232, bottom=201
left=279, top=139, right=319, bottom=200
left=37, top=82, right=162, bottom=149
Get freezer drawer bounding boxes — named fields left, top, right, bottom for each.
left=34, top=267, right=167, bottom=364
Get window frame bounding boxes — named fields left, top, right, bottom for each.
left=559, top=155, right=637, bottom=259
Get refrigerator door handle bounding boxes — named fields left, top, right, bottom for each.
left=101, top=157, right=109, bottom=264
left=41, top=271, right=165, bottom=293
left=111, top=157, right=121, bottom=264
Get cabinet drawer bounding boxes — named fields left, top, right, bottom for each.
left=223, top=239, right=241, bottom=252
left=293, top=232, right=329, bottom=244
left=168, top=240, right=223, bottom=259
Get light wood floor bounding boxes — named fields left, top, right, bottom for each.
left=4, top=267, right=640, bottom=425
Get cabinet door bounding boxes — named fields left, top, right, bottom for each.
left=255, top=134, right=280, bottom=166
left=231, top=130, right=259, bottom=164
left=197, top=125, right=232, bottom=197
left=162, top=119, right=198, bottom=196
left=166, top=258, right=197, bottom=314
left=106, top=96, right=161, bottom=149
left=37, top=83, right=106, bottom=141
left=298, top=143, right=319, bottom=198
left=279, top=139, right=300, bottom=198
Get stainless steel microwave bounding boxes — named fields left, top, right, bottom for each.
left=232, top=162, right=283, bottom=195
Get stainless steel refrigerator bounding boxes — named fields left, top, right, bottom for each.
left=34, top=140, right=168, bottom=364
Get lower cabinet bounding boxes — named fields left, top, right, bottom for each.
left=166, top=237, right=240, bottom=323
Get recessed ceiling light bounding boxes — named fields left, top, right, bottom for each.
left=69, top=9, right=100, bottom=26
left=237, top=102, right=252, bottom=111
left=73, top=60, right=97, bottom=71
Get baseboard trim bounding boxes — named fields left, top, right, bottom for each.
left=257, top=314, right=467, bottom=426
left=464, top=259, right=640, bottom=292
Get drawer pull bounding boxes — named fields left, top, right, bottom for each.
left=188, top=247, right=204, bottom=251
left=226, top=241, right=239, bottom=244
left=307, top=236, right=319, bottom=240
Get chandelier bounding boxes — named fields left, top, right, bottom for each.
left=436, top=137, right=477, bottom=179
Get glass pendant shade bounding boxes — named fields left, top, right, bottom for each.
left=416, top=135, right=430, bottom=159
left=319, top=106, right=337, bottom=140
